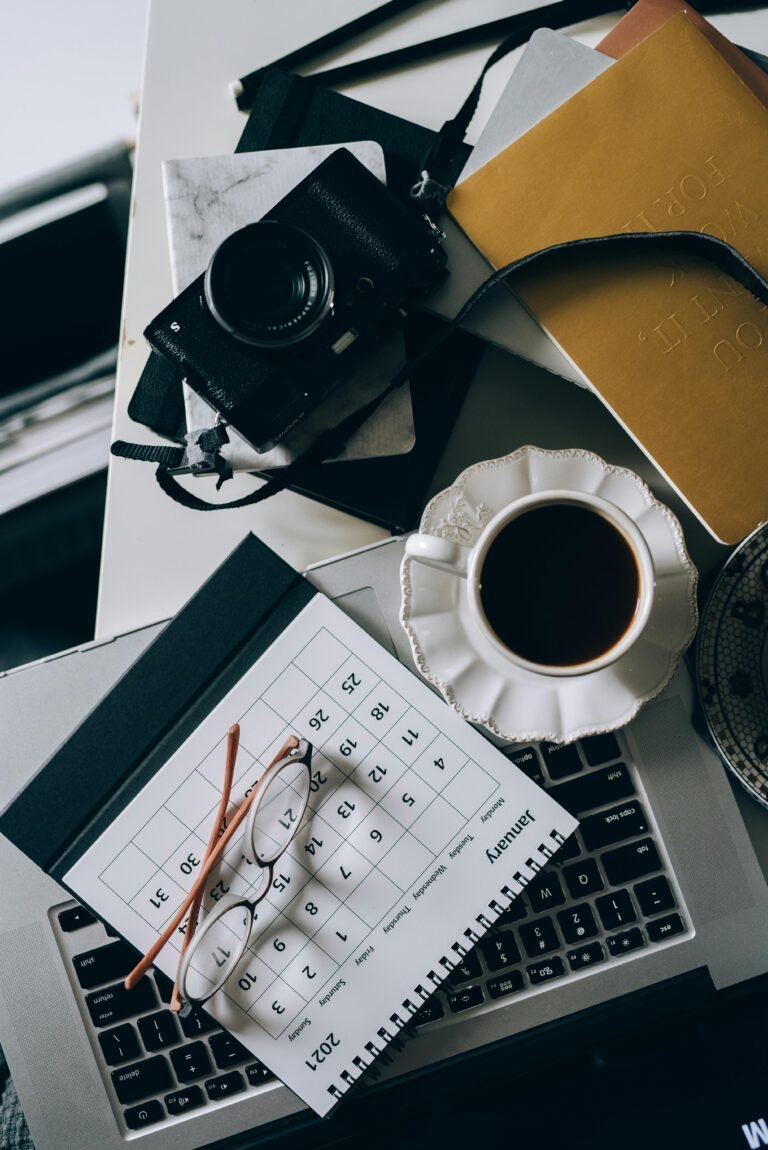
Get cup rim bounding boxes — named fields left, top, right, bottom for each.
left=467, top=490, right=656, bottom=678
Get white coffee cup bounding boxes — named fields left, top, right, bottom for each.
left=405, top=489, right=655, bottom=678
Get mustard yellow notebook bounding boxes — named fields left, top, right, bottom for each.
left=448, top=14, right=768, bottom=544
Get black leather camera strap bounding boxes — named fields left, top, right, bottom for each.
left=111, top=227, right=768, bottom=513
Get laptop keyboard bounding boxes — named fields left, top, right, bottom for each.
left=54, top=729, right=687, bottom=1134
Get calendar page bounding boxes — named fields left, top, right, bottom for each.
left=66, top=595, right=576, bottom=1115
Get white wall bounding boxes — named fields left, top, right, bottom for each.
left=0, top=0, right=149, bottom=194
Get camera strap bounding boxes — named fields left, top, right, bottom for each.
left=111, top=227, right=768, bottom=513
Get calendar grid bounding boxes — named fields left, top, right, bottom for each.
left=94, top=621, right=501, bottom=1040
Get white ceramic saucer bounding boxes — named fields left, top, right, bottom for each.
left=400, top=446, right=699, bottom=744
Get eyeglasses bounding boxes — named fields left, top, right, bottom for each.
left=124, top=725, right=313, bottom=1013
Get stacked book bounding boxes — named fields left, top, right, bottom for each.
left=447, top=0, right=768, bottom=545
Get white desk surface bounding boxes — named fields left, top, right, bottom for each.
left=97, top=0, right=768, bottom=639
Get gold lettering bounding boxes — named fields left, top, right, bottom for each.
left=713, top=339, right=744, bottom=371
left=710, top=275, right=743, bottom=306
left=703, top=156, right=726, bottom=188
left=734, top=201, right=758, bottom=227
left=680, top=174, right=708, bottom=202
left=654, top=188, right=686, bottom=218
left=652, top=313, right=691, bottom=353
left=690, top=292, right=724, bottom=325
left=636, top=209, right=658, bottom=233
left=735, top=321, right=764, bottom=350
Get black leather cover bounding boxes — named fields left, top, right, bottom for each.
left=237, top=68, right=471, bottom=208
left=0, top=535, right=314, bottom=877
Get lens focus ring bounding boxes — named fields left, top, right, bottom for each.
left=204, top=221, right=333, bottom=349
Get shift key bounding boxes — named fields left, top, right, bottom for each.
left=548, top=764, right=634, bottom=817
left=580, top=801, right=648, bottom=851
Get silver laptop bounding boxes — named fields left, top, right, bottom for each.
left=1, top=535, right=768, bottom=1149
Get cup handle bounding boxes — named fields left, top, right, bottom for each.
left=405, top=533, right=470, bottom=578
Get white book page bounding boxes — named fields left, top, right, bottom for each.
left=66, top=595, right=576, bottom=1116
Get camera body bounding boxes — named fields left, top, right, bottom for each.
left=144, top=148, right=448, bottom=453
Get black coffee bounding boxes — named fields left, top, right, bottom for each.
left=478, top=503, right=640, bottom=667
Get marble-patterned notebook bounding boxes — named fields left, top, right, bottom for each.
left=162, top=142, right=415, bottom=471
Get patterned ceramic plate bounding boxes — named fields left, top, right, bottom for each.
left=697, top=522, right=768, bottom=809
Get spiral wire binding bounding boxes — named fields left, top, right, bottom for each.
left=323, top=827, right=567, bottom=1106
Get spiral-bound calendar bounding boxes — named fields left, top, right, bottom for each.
left=61, top=589, right=574, bottom=1114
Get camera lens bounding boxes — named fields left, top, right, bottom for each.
left=204, top=221, right=333, bottom=349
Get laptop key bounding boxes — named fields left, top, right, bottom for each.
left=205, top=1071, right=246, bottom=1100
left=557, top=904, right=598, bottom=945
left=246, top=1062, right=276, bottom=1085
left=165, top=1086, right=204, bottom=1116
left=606, top=927, right=645, bottom=956
left=209, top=1032, right=252, bottom=1069
left=506, top=746, right=543, bottom=785
left=138, top=1010, right=180, bottom=1052
left=58, top=905, right=96, bottom=932
left=481, top=933, right=521, bottom=971
left=487, top=971, right=525, bottom=998
left=580, top=800, right=648, bottom=851
left=73, top=940, right=139, bottom=990
left=171, top=1041, right=213, bottom=1083
left=448, top=985, right=485, bottom=1013
left=646, top=913, right=685, bottom=942
left=602, top=839, right=662, bottom=885
left=112, top=1055, right=172, bottom=1104
left=634, top=875, right=675, bottom=916
left=526, top=957, right=565, bottom=985
left=496, top=898, right=527, bottom=925
left=557, top=834, right=581, bottom=861
left=98, top=1023, right=140, bottom=1066
left=154, top=970, right=174, bottom=1004
left=528, top=871, right=566, bottom=912
left=124, top=1100, right=164, bottom=1129
left=595, top=889, right=637, bottom=931
left=447, top=950, right=483, bottom=986
left=412, top=997, right=445, bottom=1026
left=179, top=1007, right=219, bottom=1038
left=540, top=742, right=582, bottom=780
left=519, top=917, right=560, bottom=958
left=86, top=978, right=156, bottom=1027
left=580, top=732, right=621, bottom=766
left=548, top=764, right=634, bottom=817
left=562, top=858, right=604, bottom=899
left=567, top=942, right=605, bottom=970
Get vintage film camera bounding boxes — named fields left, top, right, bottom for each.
left=144, top=148, right=448, bottom=454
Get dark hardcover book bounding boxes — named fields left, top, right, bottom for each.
left=265, top=311, right=483, bottom=532
left=236, top=67, right=471, bottom=207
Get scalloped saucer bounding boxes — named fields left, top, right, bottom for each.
left=400, top=447, right=699, bottom=744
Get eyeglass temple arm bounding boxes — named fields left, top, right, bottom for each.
left=169, top=724, right=241, bottom=1012
left=124, top=732, right=300, bottom=991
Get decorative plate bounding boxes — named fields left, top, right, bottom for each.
left=697, top=521, right=768, bottom=809
left=400, top=446, right=699, bottom=744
